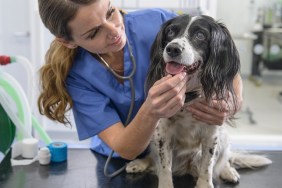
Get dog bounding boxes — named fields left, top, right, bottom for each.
left=125, top=14, right=272, bottom=188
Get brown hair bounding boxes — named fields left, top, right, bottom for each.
left=37, top=0, right=97, bottom=124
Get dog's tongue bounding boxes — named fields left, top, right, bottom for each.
left=165, top=62, right=185, bottom=75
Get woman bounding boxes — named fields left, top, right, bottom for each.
left=37, top=0, right=243, bottom=160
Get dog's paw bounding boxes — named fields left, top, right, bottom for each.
left=195, top=177, right=214, bottom=188
left=126, top=159, right=149, bottom=173
left=220, top=166, right=240, bottom=183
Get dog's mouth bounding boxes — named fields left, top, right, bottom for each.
left=165, top=61, right=201, bottom=75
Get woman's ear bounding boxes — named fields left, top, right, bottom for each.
left=56, top=37, right=78, bottom=49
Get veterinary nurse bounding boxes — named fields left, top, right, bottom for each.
left=37, top=0, right=243, bottom=160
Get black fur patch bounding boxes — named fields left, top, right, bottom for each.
left=185, top=91, right=199, bottom=103
left=209, top=148, right=214, bottom=155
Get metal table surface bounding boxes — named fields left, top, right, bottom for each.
left=0, top=149, right=281, bottom=188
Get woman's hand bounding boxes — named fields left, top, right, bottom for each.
left=144, top=72, right=187, bottom=119
left=187, top=73, right=243, bottom=126
left=186, top=92, right=241, bottom=125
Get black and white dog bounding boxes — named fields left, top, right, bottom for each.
left=126, top=14, right=272, bottom=188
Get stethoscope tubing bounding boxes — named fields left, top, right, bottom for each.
left=103, top=40, right=137, bottom=178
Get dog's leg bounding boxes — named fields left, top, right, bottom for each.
left=195, top=127, right=218, bottom=188
left=151, top=123, right=174, bottom=188
left=214, top=130, right=240, bottom=184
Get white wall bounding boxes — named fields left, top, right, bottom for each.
left=215, top=0, right=255, bottom=75
left=0, top=0, right=31, bottom=96
left=0, top=1, right=2, bottom=53
left=0, top=0, right=30, bottom=58
left=113, top=0, right=217, bottom=17
left=114, top=0, right=192, bottom=9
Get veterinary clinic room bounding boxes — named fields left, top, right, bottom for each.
left=1, top=0, right=282, bottom=187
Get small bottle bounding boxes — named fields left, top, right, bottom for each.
left=38, top=147, right=51, bottom=165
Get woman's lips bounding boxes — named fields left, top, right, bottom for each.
left=111, top=35, right=122, bottom=46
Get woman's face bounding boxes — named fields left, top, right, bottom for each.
left=68, top=0, right=126, bottom=54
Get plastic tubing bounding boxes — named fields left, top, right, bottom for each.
left=0, top=71, right=52, bottom=145
left=0, top=72, right=32, bottom=140
left=14, top=56, right=35, bottom=107
left=32, top=115, right=52, bottom=145
left=0, top=55, right=34, bottom=107
left=0, top=95, right=31, bottom=139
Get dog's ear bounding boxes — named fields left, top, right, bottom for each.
left=201, top=19, right=240, bottom=104
left=145, top=19, right=174, bottom=94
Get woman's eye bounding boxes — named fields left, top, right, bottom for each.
left=87, top=7, right=115, bottom=40
left=196, top=32, right=205, bottom=40
left=107, top=7, right=116, bottom=19
left=88, top=28, right=100, bottom=39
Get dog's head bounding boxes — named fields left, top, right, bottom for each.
left=146, top=14, right=240, bottom=104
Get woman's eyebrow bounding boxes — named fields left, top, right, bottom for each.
left=80, top=2, right=111, bottom=37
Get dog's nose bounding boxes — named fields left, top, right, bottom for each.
left=166, top=43, right=182, bottom=58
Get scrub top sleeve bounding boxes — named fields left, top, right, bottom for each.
left=159, top=8, right=178, bottom=21
left=67, top=84, right=121, bottom=141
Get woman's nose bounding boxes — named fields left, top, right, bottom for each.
left=104, top=22, right=119, bottom=39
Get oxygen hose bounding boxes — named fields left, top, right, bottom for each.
left=0, top=55, right=34, bottom=106
left=0, top=72, right=52, bottom=145
left=0, top=55, right=52, bottom=145
left=0, top=71, right=31, bottom=140
left=0, top=55, right=16, bottom=65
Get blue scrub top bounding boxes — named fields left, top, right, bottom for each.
left=66, top=8, right=176, bottom=157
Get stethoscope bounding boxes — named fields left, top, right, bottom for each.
left=97, top=39, right=137, bottom=178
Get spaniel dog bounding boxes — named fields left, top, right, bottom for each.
left=126, top=14, right=271, bottom=188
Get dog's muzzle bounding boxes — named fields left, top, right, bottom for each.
left=164, top=42, right=201, bottom=75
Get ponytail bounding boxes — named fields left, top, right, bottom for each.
left=38, top=39, right=76, bottom=125
left=37, top=0, right=97, bottom=124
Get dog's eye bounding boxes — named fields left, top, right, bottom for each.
left=196, top=32, right=206, bottom=40
left=167, top=28, right=175, bottom=38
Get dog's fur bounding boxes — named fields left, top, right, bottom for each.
left=126, top=14, right=272, bottom=188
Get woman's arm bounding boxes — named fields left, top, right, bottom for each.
left=186, top=73, right=243, bottom=125
left=99, top=73, right=187, bottom=160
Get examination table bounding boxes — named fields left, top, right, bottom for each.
left=0, top=149, right=281, bottom=188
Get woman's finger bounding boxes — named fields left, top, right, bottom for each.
left=149, top=73, right=187, bottom=107
left=151, top=72, right=187, bottom=96
left=157, top=81, right=187, bottom=117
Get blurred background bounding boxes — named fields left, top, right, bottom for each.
left=0, top=0, right=281, bottom=150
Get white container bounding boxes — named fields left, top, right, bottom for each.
left=38, top=147, right=51, bottom=165
left=21, top=138, right=38, bottom=159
